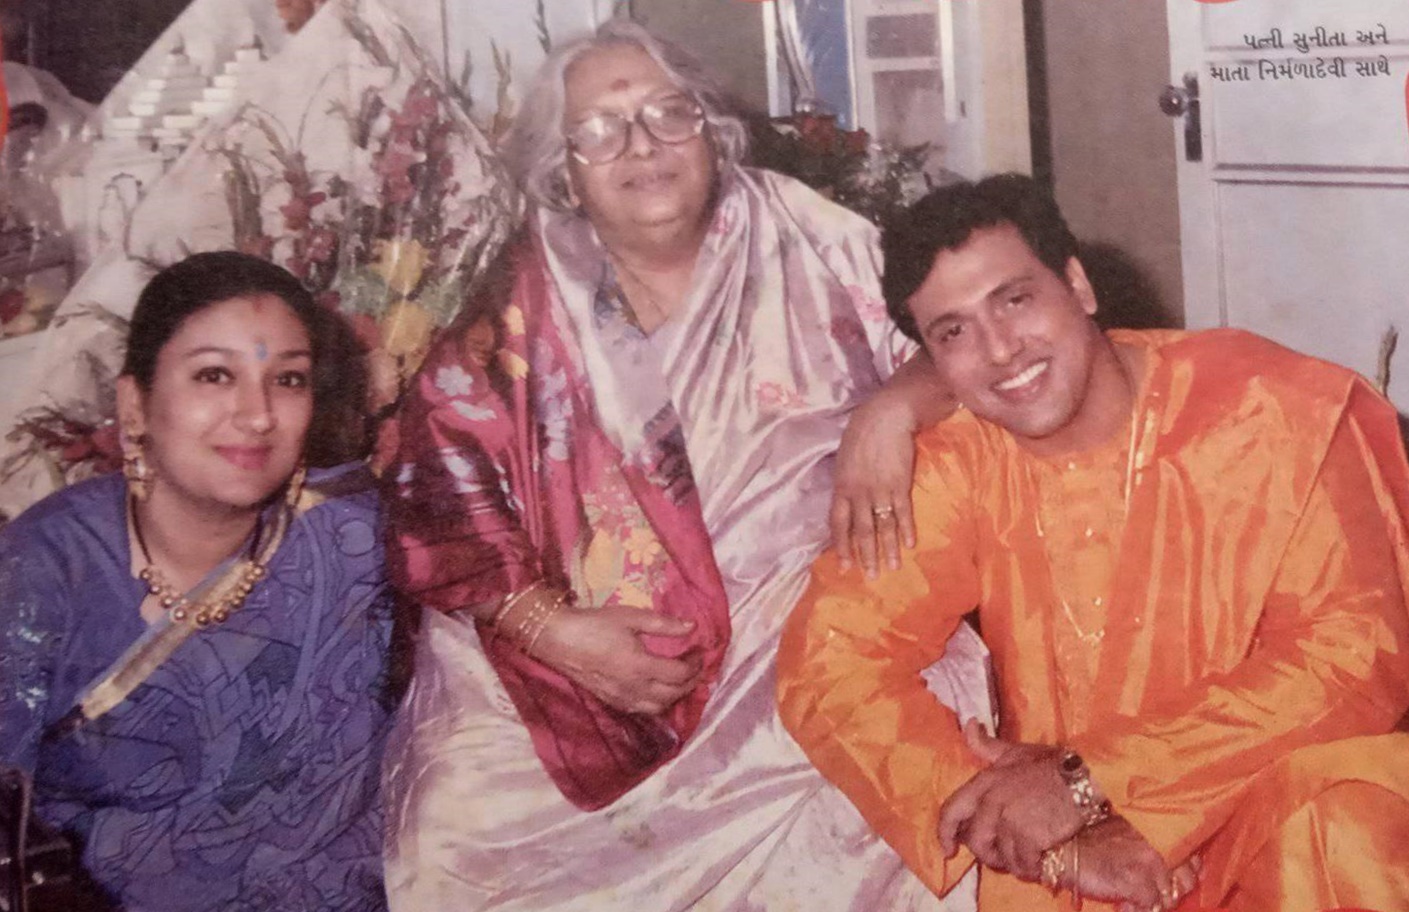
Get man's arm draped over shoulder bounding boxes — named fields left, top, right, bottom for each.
left=778, top=439, right=985, bottom=899
left=1073, top=382, right=1409, bottom=861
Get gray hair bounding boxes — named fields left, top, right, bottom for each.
left=503, top=18, right=750, bottom=213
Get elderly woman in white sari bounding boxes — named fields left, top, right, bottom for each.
left=381, top=19, right=988, bottom=911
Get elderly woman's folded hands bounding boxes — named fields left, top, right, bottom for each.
left=533, top=605, right=703, bottom=715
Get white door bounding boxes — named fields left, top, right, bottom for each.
left=1165, top=0, right=1409, bottom=409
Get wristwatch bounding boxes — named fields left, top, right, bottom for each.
left=1057, top=749, right=1113, bottom=828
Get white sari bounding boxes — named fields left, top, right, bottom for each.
left=383, top=169, right=989, bottom=911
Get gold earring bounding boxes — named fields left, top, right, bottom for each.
left=122, top=438, right=153, bottom=502
left=284, top=461, right=307, bottom=508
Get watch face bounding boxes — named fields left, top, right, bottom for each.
left=1060, top=752, right=1085, bottom=776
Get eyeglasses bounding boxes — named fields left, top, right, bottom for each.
left=566, top=95, right=706, bottom=165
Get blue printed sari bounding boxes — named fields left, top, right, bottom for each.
left=0, top=466, right=393, bottom=912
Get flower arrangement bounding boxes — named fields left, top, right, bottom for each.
left=219, top=58, right=516, bottom=431
left=1, top=305, right=129, bottom=509
left=747, top=111, right=933, bottom=225
left=0, top=4, right=518, bottom=512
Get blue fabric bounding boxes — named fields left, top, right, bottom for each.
left=0, top=467, right=393, bottom=912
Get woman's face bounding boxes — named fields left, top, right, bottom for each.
left=563, top=44, right=716, bottom=246
left=118, top=293, right=314, bottom=517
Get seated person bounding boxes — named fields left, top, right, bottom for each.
left=0, top=252, right=394, bottom=911
left=379, top=19, right=987, bottom=912
left=778, top=174, right=1409, bottom=912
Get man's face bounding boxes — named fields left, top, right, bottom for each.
left=907, top=223, right=1105, bottom=453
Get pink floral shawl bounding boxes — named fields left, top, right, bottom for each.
left=386, top=167, right=904, bottom=809
left=386, top=228, right=731, bottom=809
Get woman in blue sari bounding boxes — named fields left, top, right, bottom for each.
left=0, top=252, right=393, bottom=911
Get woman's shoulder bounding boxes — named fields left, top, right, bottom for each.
left=738, top=167, right=879, bottom=245
left=290, top=463, right=383, bottom=554
left=1, top=473, right=125, bottom=552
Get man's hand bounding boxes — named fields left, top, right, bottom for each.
left=531, top=605, right=702, bottom=715
left=936, top=721, right=1088, bottom=878
left=1073, top=818, right=1199, bottom=912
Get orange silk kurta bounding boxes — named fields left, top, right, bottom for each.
left=779, top=329, right=1409, bottom=911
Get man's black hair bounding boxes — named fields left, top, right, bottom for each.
left=881, top=173, right=1079, bottom=342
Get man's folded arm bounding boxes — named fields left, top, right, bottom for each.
left=1075, top=396, right=1409, bottom=861
left=778, top=457, right=987, bottom=898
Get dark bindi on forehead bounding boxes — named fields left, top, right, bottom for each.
left=610, top=78, right=631, bottom=91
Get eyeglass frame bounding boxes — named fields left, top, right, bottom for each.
left=565, top=94, right=708, bottom=166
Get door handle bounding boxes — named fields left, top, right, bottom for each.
left=1159, top=72, right=1202, bottom=163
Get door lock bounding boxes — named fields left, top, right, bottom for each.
left=1159, top=72, right=1202, bottom=163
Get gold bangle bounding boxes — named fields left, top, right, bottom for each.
left=521, top=592, right=569, bottom=656
left=1069, top=834, right=1082, bottom=911
left=519, top=590, right=570, bottom=656
left=1039, top=845, right=1065, bottom=895
left=492, top=581, right=543, bottom=630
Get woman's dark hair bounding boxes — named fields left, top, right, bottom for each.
left=122, top=251, right=369, bottom=464
left=881, top=173, right=1079, bottom=342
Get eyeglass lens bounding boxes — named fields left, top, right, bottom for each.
left=569, top=97, right=705, bottom=164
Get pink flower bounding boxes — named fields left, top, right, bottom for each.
left=374, top=139, right=423, bottom=205
left=306, top=226, right=339, bottom=264
left=829, top=315, right=868, bottom=350
left=346, top=312, right=380, bottom=350
left=796, top=113, right=839, bottom=152
left=280, top=191, right=327, bottom=231
left=0, top=289, right=25, bottom=323
left=846, top=284, right=887, bottom=323
left=755, top=381, right=805, bottom=409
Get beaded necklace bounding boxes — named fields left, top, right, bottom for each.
left=129, top=497, right=271, bottom=627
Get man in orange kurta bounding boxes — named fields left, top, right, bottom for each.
left=779, top=175, right=1409, bottom=912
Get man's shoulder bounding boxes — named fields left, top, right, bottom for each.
left=1136, top=328, right=1376, bottom=464
left=741, top=166, right=880, bottom=246
left=1148, top=327, right=1357, bottom=397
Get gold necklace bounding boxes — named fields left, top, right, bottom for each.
left=1031, top=394, right=1148, bottom=647
left=130, top=497, right=273, bottom=627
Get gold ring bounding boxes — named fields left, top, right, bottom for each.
left=871, top=505, right=896, bottom=519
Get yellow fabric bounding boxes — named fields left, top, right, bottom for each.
left=778, top=329, right=1409, bottom=910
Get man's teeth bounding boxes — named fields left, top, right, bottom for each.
left=995, top=361, right=1047, bottom=391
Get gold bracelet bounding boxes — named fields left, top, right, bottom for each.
left=1039, top=845, right=1065, bottom=895
left=1069, top=834, right=1082, bottom=911
left=507, top=588, right=570, bottom=653
left=522, top=591, right=570, bottom=656
left=492, top=581, right=543, bottom=630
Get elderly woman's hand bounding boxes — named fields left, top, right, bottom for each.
left=831, top=387, right=921, bottom=578
left=831, top=353, right=957, bottom=577
left=532, top=605, right=703, bottom=715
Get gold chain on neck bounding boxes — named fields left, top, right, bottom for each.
left=1031, top=354, right=1147, bottom=648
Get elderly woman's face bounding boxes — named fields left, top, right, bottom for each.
left=563, top=44, right=715, bottom=246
